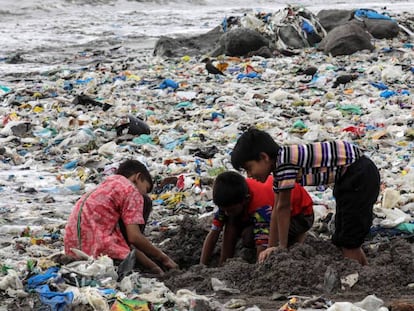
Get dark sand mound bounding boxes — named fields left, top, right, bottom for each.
left=156, top=217, right=414, bottom=309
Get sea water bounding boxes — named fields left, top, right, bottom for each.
left=0, top=0, right=412, bottom=77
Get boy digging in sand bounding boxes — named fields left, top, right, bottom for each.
left=230, top=128, right=380, bottom=265
left=200, top=171, right=313, bottom=266
left=64, top=159, right=177, bottom=275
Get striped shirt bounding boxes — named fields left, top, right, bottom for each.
left=273, top=141, right=363, bottom=191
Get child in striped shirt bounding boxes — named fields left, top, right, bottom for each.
left=230, top=128, right=380, bottom=265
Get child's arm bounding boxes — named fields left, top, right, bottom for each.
left=274, top=189, right=291, bottom=248
left=268, top=193, right=280, bottom=247
left=200, top=230, right=220, bottom=265
left=259, top=189, right=292, bottom=262
left=220, top=221, right=240, bottom=265
left=252, top=205, right=273, bottom=259
left=125, top=224, right=177, bottom=270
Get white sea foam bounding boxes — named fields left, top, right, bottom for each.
left=0, top=0, right=412, bottom=54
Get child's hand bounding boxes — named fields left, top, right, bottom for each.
left=150, top=265, right=165, bottom=276
left=258, top=246, right=287, bottom=263
left=162, top=257, right=178, bottom=270
left=258, top=246, right=276, bottom=263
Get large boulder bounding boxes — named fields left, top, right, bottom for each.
left=153, top=26, right=223, bottom=58
left=363, top=19, right=399, bottom=39
left=210, top=27, right=269, bottom=57
left=353, top=9, right=400, bottom=39
left=317, top=9, right=354, bottom=32
left=318, top=21, right=374, bottom=56
left=317, top=9, right=400, bottom=39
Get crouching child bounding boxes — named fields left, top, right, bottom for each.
left=200, top=171, right=313, bottom=266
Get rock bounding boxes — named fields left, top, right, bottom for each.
left=210, top=28, right=269, bottom=57
left=318, top=9, right=400, bottom=39
left=153, top=26, right=223, bottom=58
left=246, top=46, right=274, bottom=58
left=318, top=21, right=374, bottom=56
left=317, top=9, right=354, bottom=32
left=363, top=18, right=400, bottom=39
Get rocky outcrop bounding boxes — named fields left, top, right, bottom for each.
left=153, top=8, right=406, bottom=58
left=153, top=26, right=223, bottom=58
left=317, top=9, right=354, bottom=32
left=318, top=21, right=374, bottom=56
left=210, top=28, right=270, bottom=57
left=318, top=9, right=400, bottom=39
left=364, top=18, right=400, bottom=39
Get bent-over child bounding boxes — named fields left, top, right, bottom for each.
left=200, top=171, right=313, bottom=266
left=64, top=159, right=177, bottom=275
left=231, top=128, right=380, bottom=265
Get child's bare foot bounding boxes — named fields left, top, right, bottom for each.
left=342, top=247, right=368, bottom=265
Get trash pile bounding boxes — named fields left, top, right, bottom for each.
left=1, top=5, right=414, bottom=311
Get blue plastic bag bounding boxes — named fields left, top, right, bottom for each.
left=380, top=90, right=397, bottom=98
left=236, top=72, right=261, bottom=80
left=354, top=9, right=393, bottom=20
left=75, top=77, right=93, bottom=84
left=211, top=112, right=225, bottom=120
left=27, top=267, right=59, bottom=289
left=36, top=284, right=74, bottom=311
left=63, top=160, right=78, bottom=170
left=302, top=20, right=314, bottom=34
left=159, top=79, right=179, bottom=90
left=370, top=82, right=388, bottom=90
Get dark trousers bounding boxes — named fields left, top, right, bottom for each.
left=332, top=156, right=380, bottom=249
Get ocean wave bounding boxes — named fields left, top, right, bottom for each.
left=126, top=0, right=207, bottom=3
left=63, top=0, right=116, bottom=4
left=0, top=9, right=27, bottom=17
left=0, top=0, right=117, bottom=16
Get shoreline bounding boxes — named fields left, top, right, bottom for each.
left=1, top=6, right=413, bottom=78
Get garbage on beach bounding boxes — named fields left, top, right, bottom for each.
left=0, top=4, right=414, bottom=311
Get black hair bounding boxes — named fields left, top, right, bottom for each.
left=231, top=127, right=280, bottom=170
left=213, top=171, right=248, bottom=207
left=116, top=159, right=153, bottom=192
